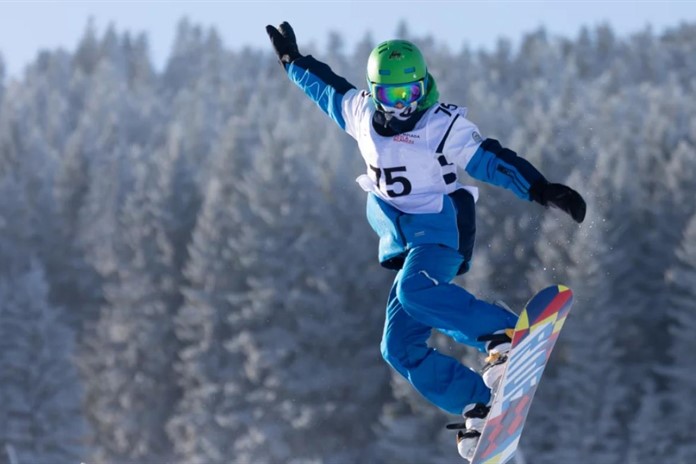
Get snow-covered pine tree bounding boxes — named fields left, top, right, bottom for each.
left=527, top=192, right=627, bottom=464
left=0, top=176, right=86, bottom=464
left=624, top=378, right=672, bottom=464
left=0, top=263, right=87, bottom=464
left=80, top=143, right=189, bottom=463
left=51, top=125, right=105, bottom=332
left=595, top=80, right=694, bottom=424
left=162, top=19, right=222, bottom=96
left=166, top=117, right=258, bottom=464
left=661, top=213, right=696, bottom=462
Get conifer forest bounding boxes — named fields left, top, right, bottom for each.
left=1, top=19, right=696, bottom=464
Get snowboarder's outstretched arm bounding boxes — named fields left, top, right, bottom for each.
left=465, top=138, right=587, bottom=223
left=266, top=22, right=356, bottom=131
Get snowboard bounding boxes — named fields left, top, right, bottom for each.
left=466, top=285, right=574, bottom=464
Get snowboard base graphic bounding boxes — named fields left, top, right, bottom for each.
left=470, top=285, right=574, bottom=464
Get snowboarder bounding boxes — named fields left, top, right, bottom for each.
left=266, top=21, right=586, bottom=457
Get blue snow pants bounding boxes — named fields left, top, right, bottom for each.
left=380, top=245, right=519, bottom=415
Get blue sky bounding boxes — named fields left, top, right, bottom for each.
left=1, top=1, right=695, bottom=77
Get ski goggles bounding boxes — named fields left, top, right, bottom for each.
left=371, top=79, right=426, bottom=107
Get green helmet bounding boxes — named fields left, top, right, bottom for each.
left=367, top=40, right=427, bottom=85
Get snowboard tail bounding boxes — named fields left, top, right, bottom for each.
left=470, top=285, right=574, bottom=464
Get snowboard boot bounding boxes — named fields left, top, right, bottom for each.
left=478, top=299, right=515, bottom=391
left=480, top=326, right=514, bottom=391
left=455, top=403, right=491, bottom=460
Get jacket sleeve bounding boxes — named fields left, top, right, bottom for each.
left=285, top=55, right=357, bottom=131
left=464, top=138, right=547, bottom=201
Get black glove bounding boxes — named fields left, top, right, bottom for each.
left=265, top=21, right=302, bottom=65
left=530, top=181, right=587, bottom=223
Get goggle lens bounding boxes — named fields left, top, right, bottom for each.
left=373, top=80, right=425, bottom=107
